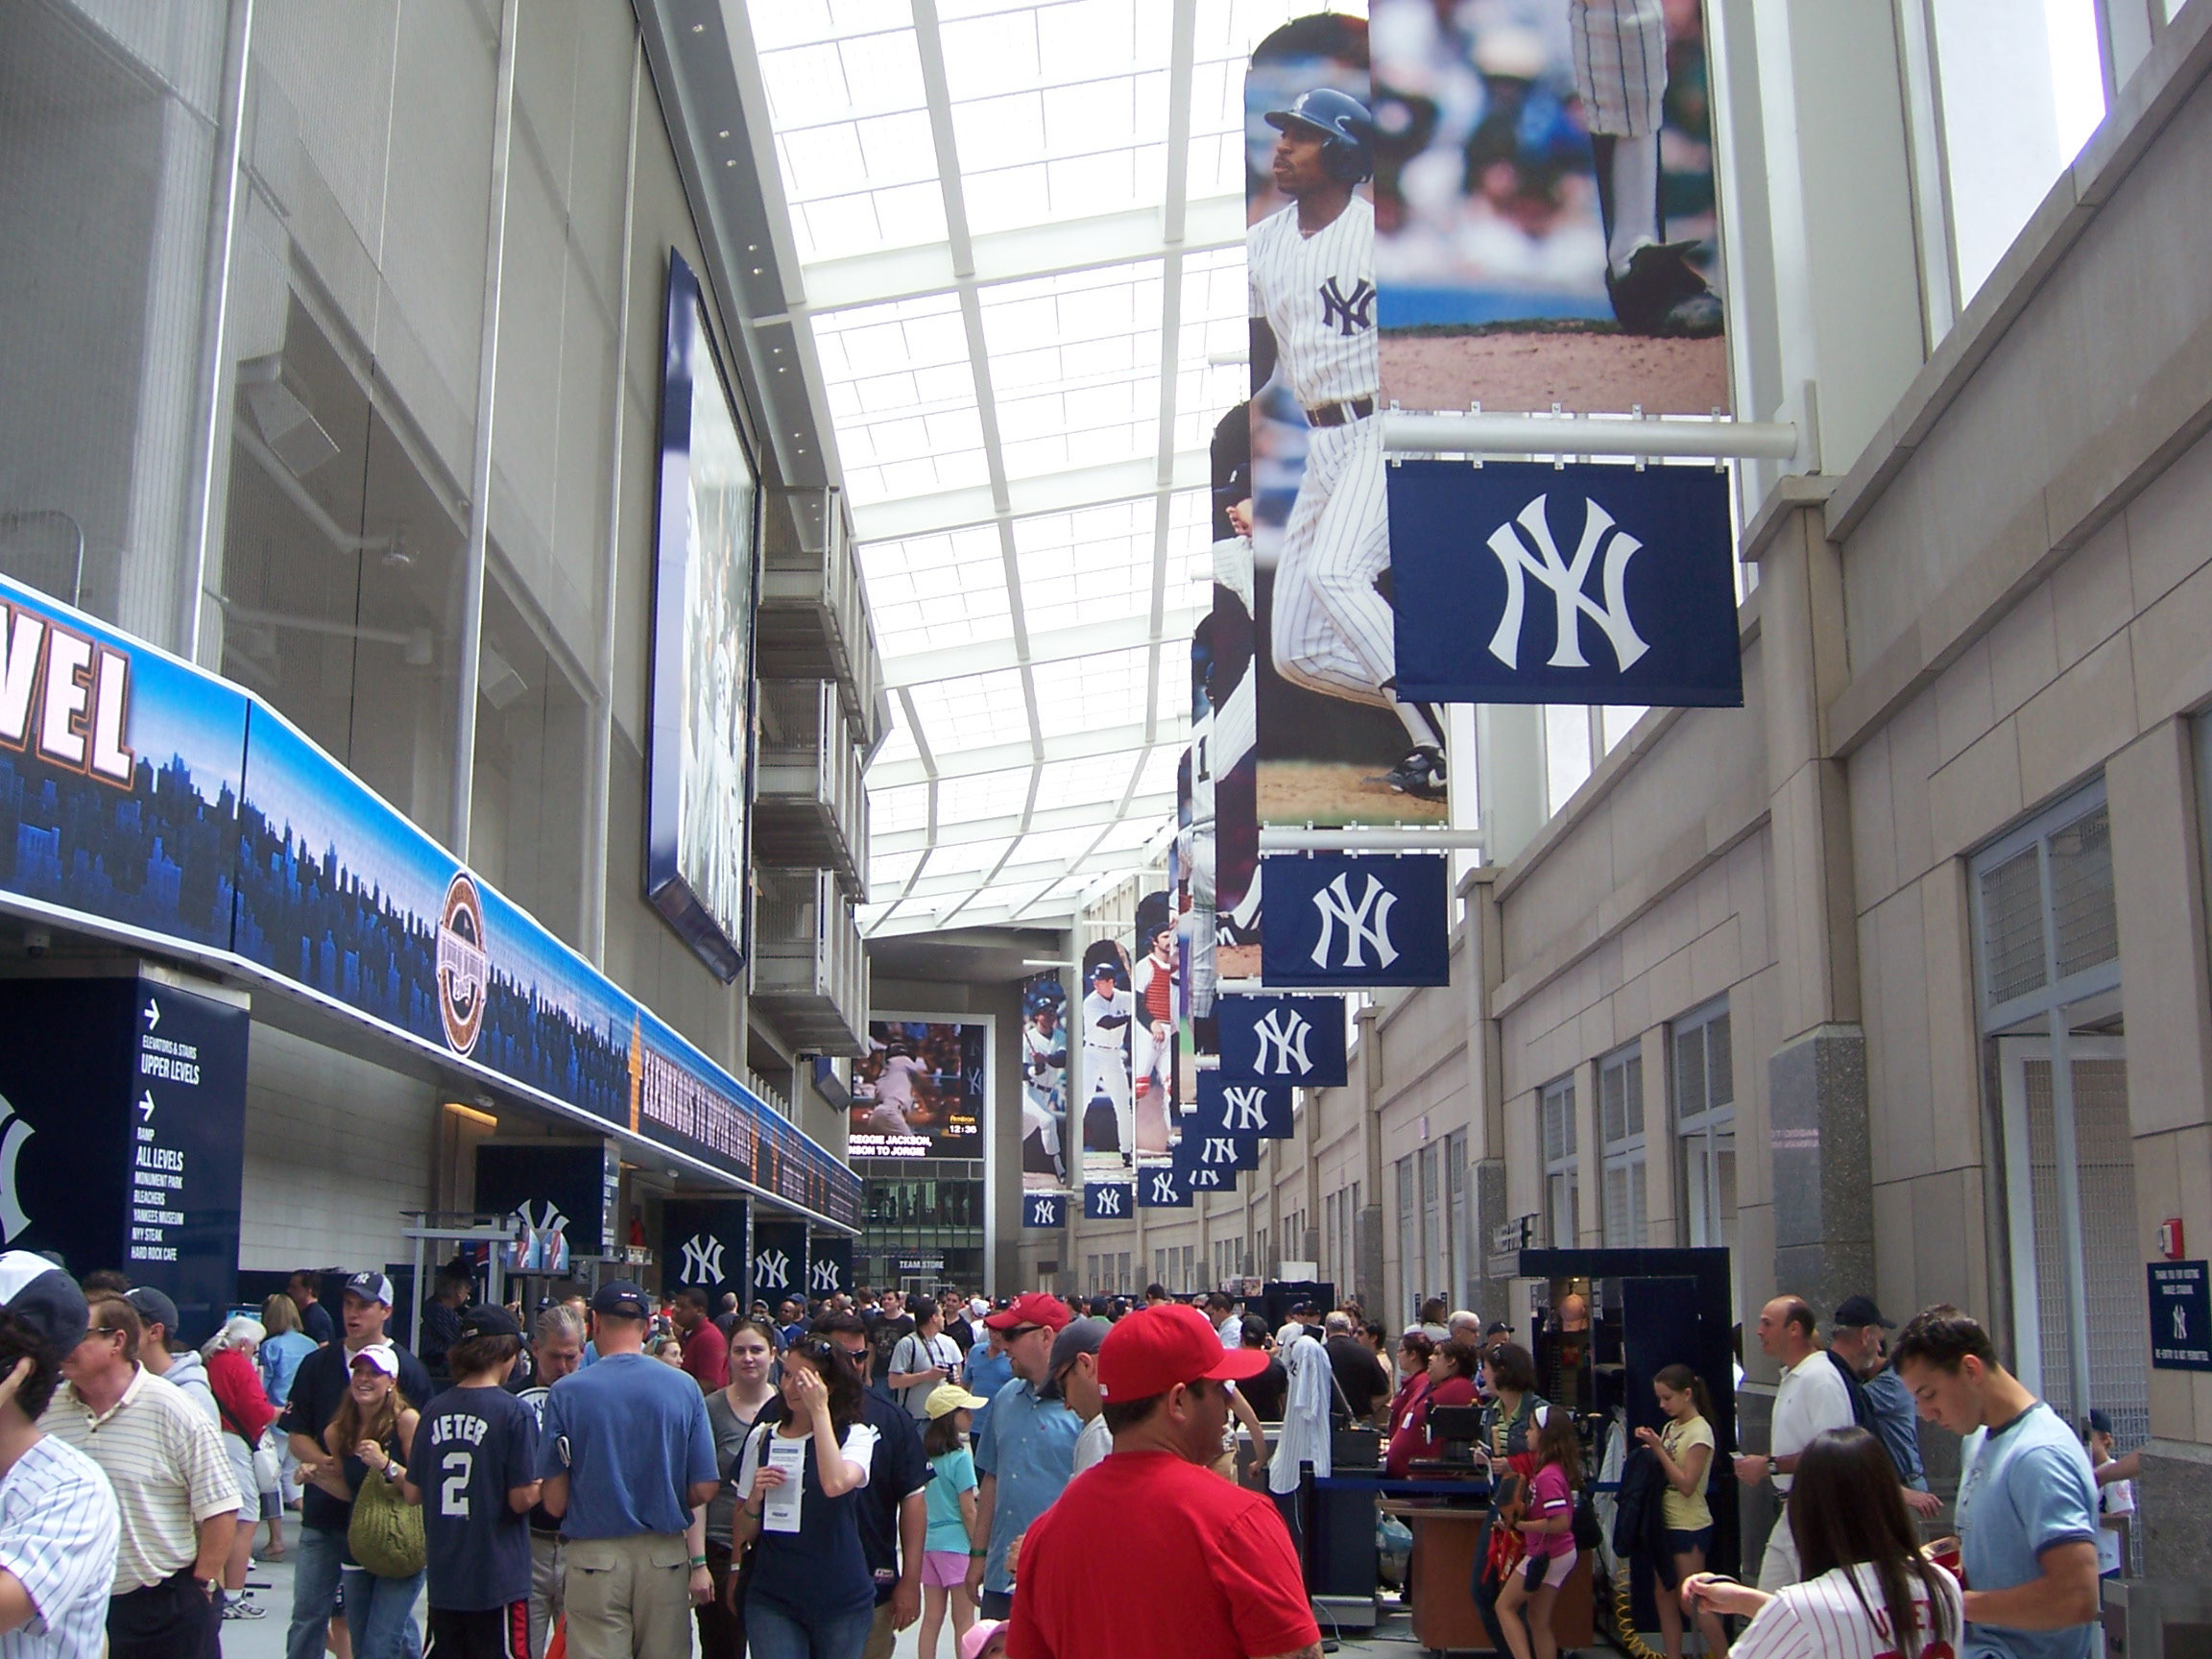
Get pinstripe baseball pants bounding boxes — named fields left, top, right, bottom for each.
left=1269, top=417, right=1394, bottom=708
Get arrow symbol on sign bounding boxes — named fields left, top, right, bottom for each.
left=143, top=1000, right=160, bottom=1030
left=138, top=1093, right=156, bottom=1122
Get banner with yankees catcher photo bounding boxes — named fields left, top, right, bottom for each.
left=1019, top=975, right=1072, bottom=1195
left=1369, top=0, right=1727, bottom=417
left=1245, top=16, right=1454, bottom=846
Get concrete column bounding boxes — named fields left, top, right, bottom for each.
left=2105, top=717, right=2212, bottom=1580
left=1755, top=501, right=1872, bottom=1323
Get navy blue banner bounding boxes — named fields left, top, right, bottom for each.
left=1138, top=1165, right=1192, bottom=1209
left=749, top=1219, right=808, bottom=1308
left=1215, top=995, right=1347, bottom=1087
left=663, top=1199, right=748, bottom=1307
left=806, top=1234, right=854, bottom=1298
left=1261, top=854, right=1451, bottom=988
left=476, top=1142, right=615, bottom=1264
left=1193, top=1072, right=1295, bottom=1140
left=1177, top=1129, right=1259, bottom=1173
left=1083, top=1182, right=1134, bottom=1221
left=1390, top=461, right=1742, bottom=707
left=0, top=974, right=248, bottom=1344
left=1184, top=1165, right=1231, bottom=1194
left=1022, top=1191, right=1068, bottom=1229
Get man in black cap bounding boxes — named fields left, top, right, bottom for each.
left=279, top=1271, right=434, bottom=1659
left=0, top=1251, right=122, bottom=1659
left=535, top=1281, right=717, bottom=1659
left=1831, top=1293, right=1940, bottom=1515
left=404, top=1304, right=541, bottom=1657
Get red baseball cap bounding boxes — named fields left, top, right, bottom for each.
left=1096, top=1303, right=1272, bottom=1400
left=982, top=1291, right=1074, bottom=1334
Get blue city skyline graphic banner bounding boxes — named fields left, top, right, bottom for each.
left=1214, top=995, right=1347, bottom=1087
left=1389, top=462, right=1743, bottom=708
left=0, top=572, right=858, bottom=1231
left=1260, top=854, right=1451, bottom=988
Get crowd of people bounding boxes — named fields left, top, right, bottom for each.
left=0, top=1251, right=2129, bottom=1659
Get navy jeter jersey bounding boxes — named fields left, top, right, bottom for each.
left=418, top=1384, right=541, bottom=1611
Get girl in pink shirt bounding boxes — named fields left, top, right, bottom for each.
left=1497, top=1405, right=1581, bottom=1659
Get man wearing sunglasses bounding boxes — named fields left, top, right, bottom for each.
left=965, top=1294, right=1080, bottom=1618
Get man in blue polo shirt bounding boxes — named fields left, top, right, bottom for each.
left=1893, top=1305, right=2101, bottom=1659
left=963, top=1293, right=1080, bottom=1619
left=537, top=1282, right=717, bottom=1659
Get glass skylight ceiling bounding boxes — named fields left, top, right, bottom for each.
left=742, top=0, right=1358, bottom=934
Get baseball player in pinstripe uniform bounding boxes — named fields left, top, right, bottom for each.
left=1571, top=0, right=1722, bottom=336
left=1250, top=88, right=1448, bottom=800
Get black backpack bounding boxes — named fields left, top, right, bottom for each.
left=1826, top=1349, right=1880, bottom=1435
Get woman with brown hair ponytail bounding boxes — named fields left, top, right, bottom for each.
left=1684, top=1426, right=1961, bottom=1659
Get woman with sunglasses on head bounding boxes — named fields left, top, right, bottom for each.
left=731, top=1335, right=879, bottom=1659
left=1683, top=1427, right=1962, bottom=1659
left=699, top=1317, right=781, bottom=1659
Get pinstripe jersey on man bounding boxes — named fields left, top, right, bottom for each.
left=0, top=1434, right=120, bottom=1659
left=43, top=1366, right=238, bottom=1593
left=1569, top=0, right=1668, bottom=137
left=1247, top=193, right=1400, bottom=708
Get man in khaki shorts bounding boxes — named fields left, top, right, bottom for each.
left=537, top=1281, right=718, bottom=1657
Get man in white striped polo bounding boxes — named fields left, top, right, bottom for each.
left=45, top=1291, right=235, bottom=1659
left=0, top=1253, right=119, bottom=1659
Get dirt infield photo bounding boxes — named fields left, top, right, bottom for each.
left=1382, top=323, right=1730, bottom=418
left=1258, top=759, right=1450, bottom=827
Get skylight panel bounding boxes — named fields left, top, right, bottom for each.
left=906, top=667, right=1033, bottom=753
left=938, top=11, right=1042, bottom=96
left=921, top=835, right=1019, bottom=878
left=1133, top=742, right=1181, bottom=797
left=1033, top=753, right=1137, bottom=810
left=871, top=847, right=926, bottom=889
left=872, top=781, right=931, bottom=835
left=1032, top=646, right=1149, bottom=730
left=937, top=766, right=1035, bottom=825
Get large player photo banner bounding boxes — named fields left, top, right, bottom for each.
left=1130, top=890, right=1180, bottom=1181
left=1207, top=407, right=1262, bottom=983
left=1368, top=0, right=1727, bottom=417
left=1247, top=18, right=1452, bottom=847
left=1019, top=975, right=1071, bottom=1195
left=1077, top=938, right=1137, bottom=1184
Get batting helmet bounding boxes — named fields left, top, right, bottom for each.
left=1265, top=87, right=1375, bottom=183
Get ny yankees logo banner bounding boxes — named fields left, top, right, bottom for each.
left=661, top=1198, right=747, bottom=1308
left=748, top=1218, right=808, bottom=1306
left=1215, top=995, right=1348, bottom=1087
left=1138, top=1164, right=1193, bottom=1209
left=1175, top=1126, right=1260, bottom=1174
left=1023, top=1191, right=1066, bottom=1229
left=1388, top=462, right=1741, bottom=708
left=1260, top=853, right=1450, bottom=987
left=807, top=1235, right=853, bottom=1297
left=1194, top=1072, right=1295, bottom=1140
left=1083, top=1181, right=1134, bottom=1221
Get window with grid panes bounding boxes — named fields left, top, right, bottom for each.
left=1397, top=1157, right=1417, bottom=1319
left=1541, top=1076, right=1579, bottom=1248
left=1600, top=1043, right=1647, bottom=1247
left=1446, top=1131, right=1468, bottom=1307
left=1673, top=1000, right=1735, bottom=1250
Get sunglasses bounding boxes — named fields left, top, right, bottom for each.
left=1002, top=1325, right=1044, bottom=1341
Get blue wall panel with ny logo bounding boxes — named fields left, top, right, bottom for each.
left=1214, top=995, right=1348, bottom=1087
left=1261, top=854, right=1450, bottom=988
left=663, top=1198, right=749, bottom=1309
left=1388, top=461, right=1742, bottom=708
left=1022, top=1191, right=1067, bottom=1229
left=748, top=1218, right=808, bottom=1307
left=1193, top=1073, right=1295, bottom=1139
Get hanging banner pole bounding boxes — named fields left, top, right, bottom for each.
left=1259, top=827, right=1485, bottom=852
left=1382, top=412, right=1799, bottom=463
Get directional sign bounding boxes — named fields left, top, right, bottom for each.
left=1215, top=995, right=1348, bottom=1087
left=1193, top=1072, right=1295, bottom=1140
left=2149, top=1261, right=2212, bottom=1370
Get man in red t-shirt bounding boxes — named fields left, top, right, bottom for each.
left=670, top=1286, right=728, bottom=1391
left=1009, top=1304, right=1322, bottom=1659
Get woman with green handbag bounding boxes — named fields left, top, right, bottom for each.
left=318, top=1344, right=423, bottom=1658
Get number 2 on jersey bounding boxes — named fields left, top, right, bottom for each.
left=441, top=1448, right=473, bottom=1517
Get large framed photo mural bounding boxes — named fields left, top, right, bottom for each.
left=646, top=249, right=760, bottom=982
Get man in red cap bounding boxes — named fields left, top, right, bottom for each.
left=965, top=1293, right=1080, bottom=1617
left=1007, top=1304, right=1322, bottom=1659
